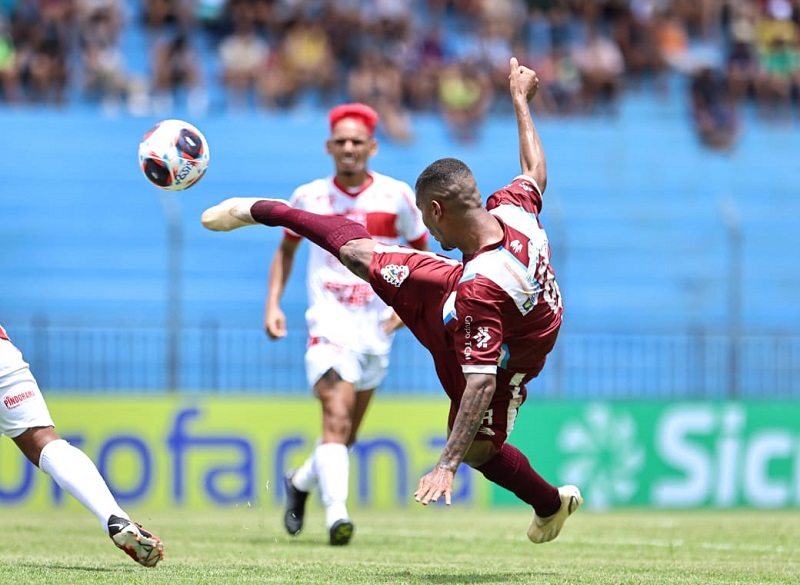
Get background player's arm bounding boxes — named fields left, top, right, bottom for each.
left=264, top=237, right=300, bottom=339
left=509, top=56, right=547, bottom=193
left=414, top=372, right=496, bottom=505
left=381, top=311, right=405, bottom=335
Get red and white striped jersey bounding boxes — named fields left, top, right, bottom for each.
left=287, top=171, right=428, bottom=354
left=443, top=176, right=562, bottom=383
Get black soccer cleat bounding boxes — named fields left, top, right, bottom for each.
left=329, top=519, right=354, bottom=546
left=283, top=472, right=309, bottom=536
left=108, top=514, right=164, bottom=567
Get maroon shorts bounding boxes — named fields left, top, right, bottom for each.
left=447, top=383, right=528, bottom=449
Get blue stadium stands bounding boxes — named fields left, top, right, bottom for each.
left=1, top=87, right=798, bottom=394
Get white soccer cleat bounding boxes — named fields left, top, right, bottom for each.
left=108, top=515, right=165, bottom=567
left=527, top=485, right=583, bottom=544
left=201, top=197, right=291, bottom=232
left=200, top=197, right=262, bottom=231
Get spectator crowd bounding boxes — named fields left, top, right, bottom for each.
left=0, top=0, right=798, bottom=147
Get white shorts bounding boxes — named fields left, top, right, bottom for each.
left=305, top=338, right=389, bottom=392
left=0, top=340, right=55, bottom=439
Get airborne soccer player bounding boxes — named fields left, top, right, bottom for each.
left=202, top=57, right=583, bottom=544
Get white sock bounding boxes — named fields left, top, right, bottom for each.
left=315, top=442, right=350, bottom=527
left=39, top=439, right=127, bottom=534
left=291, top=449, right=319, bottom=493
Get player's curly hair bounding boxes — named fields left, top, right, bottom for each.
left=415, top=158, right=482, bottom=210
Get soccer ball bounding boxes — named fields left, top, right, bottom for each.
left=138, top=119, right=210, bottom=191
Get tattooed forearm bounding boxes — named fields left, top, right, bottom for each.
left=436, top=373, right=496, bottom=471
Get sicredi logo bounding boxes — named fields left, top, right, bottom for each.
left=557, top=403, right=800, bottom=508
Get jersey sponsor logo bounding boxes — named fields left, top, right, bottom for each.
left=463, top=317, right=492, bottom=358
left=463, top=315, right=473, bottom=360
left=474, top=327, right=491, bottom=349
left=380, top=264, right=409, bottom=287
left=509, top=239, right=522, bottom=254
left=522, top=296, right=535, bottom=313
left=3, top=389, right=35, bottom=409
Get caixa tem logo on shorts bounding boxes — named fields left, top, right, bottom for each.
left=381, top=264, right=409, bottom=287
left=3, top=389, right=35, bottom=409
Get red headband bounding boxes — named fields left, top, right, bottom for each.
left=328, top=103, right=379, bottom=135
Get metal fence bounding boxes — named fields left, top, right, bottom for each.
left=6, top=321, right=799, bottom=399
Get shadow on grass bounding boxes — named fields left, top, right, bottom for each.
left=19, top=563, right=116, bottom=573
left=390, top=571, right=555, bottom=583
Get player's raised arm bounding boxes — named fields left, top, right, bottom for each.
left=509, top=57, right=546, bottom=193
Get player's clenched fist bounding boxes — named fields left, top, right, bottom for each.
left=509, top=56, right=539, bottom=103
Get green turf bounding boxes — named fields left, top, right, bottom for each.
left=0, top=506, right=797, bottom=584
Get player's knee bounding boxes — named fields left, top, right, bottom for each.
left=322, top=413, right=353, bottom=441
left=462, top=441, right=498, bottom=468
left=13, top=426, right=60, bottom=467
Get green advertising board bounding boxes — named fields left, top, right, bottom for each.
left=0, top=396, right=492, bottom=510
left=1, top=398, right=797, bottom=510
left=502, top=400, right=800, bottom=508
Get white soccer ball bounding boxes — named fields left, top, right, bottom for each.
left=138, top=119, right=210, bottom=191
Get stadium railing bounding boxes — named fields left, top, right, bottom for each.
left=6, top=320, right=798, bottom=399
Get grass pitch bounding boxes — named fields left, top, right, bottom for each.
left=0, top=506, right=796, bottom=584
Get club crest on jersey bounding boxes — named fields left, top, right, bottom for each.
left=381, top=264, right=410, bottom=287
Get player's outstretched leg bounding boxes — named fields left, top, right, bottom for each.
left=527, top=485, right=583, bottom=544
left=202, top=198, right=374, bottom=272
left=108, top=515, right=165, bottom=567
left=201, top=197, right=288, bottom=232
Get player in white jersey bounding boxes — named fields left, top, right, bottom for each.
left=0, top=325, right=164, bottom=566
left=263, top=103, right=428, bottom=545
left=203, top=58, right=581, bottom=545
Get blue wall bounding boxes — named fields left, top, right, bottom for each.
left=1, top=92, right=799, bottom=391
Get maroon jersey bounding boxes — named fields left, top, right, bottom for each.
left=0, top=325, right=8, bottom=341
left=368, top=244, right=534, bottom=448
left=367, top=175, right=562, bottom=447
left=369, top=245, right=461, bottom=353
left=367, top=244, right=465, bottom=393
left=444, top=176, right=562, bottom=387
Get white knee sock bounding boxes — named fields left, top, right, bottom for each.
left=39, top=439, right=127, bottom=534
left=291, top=448, right=319, bottom=493
left=315, top=442, right=350, bottom=527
